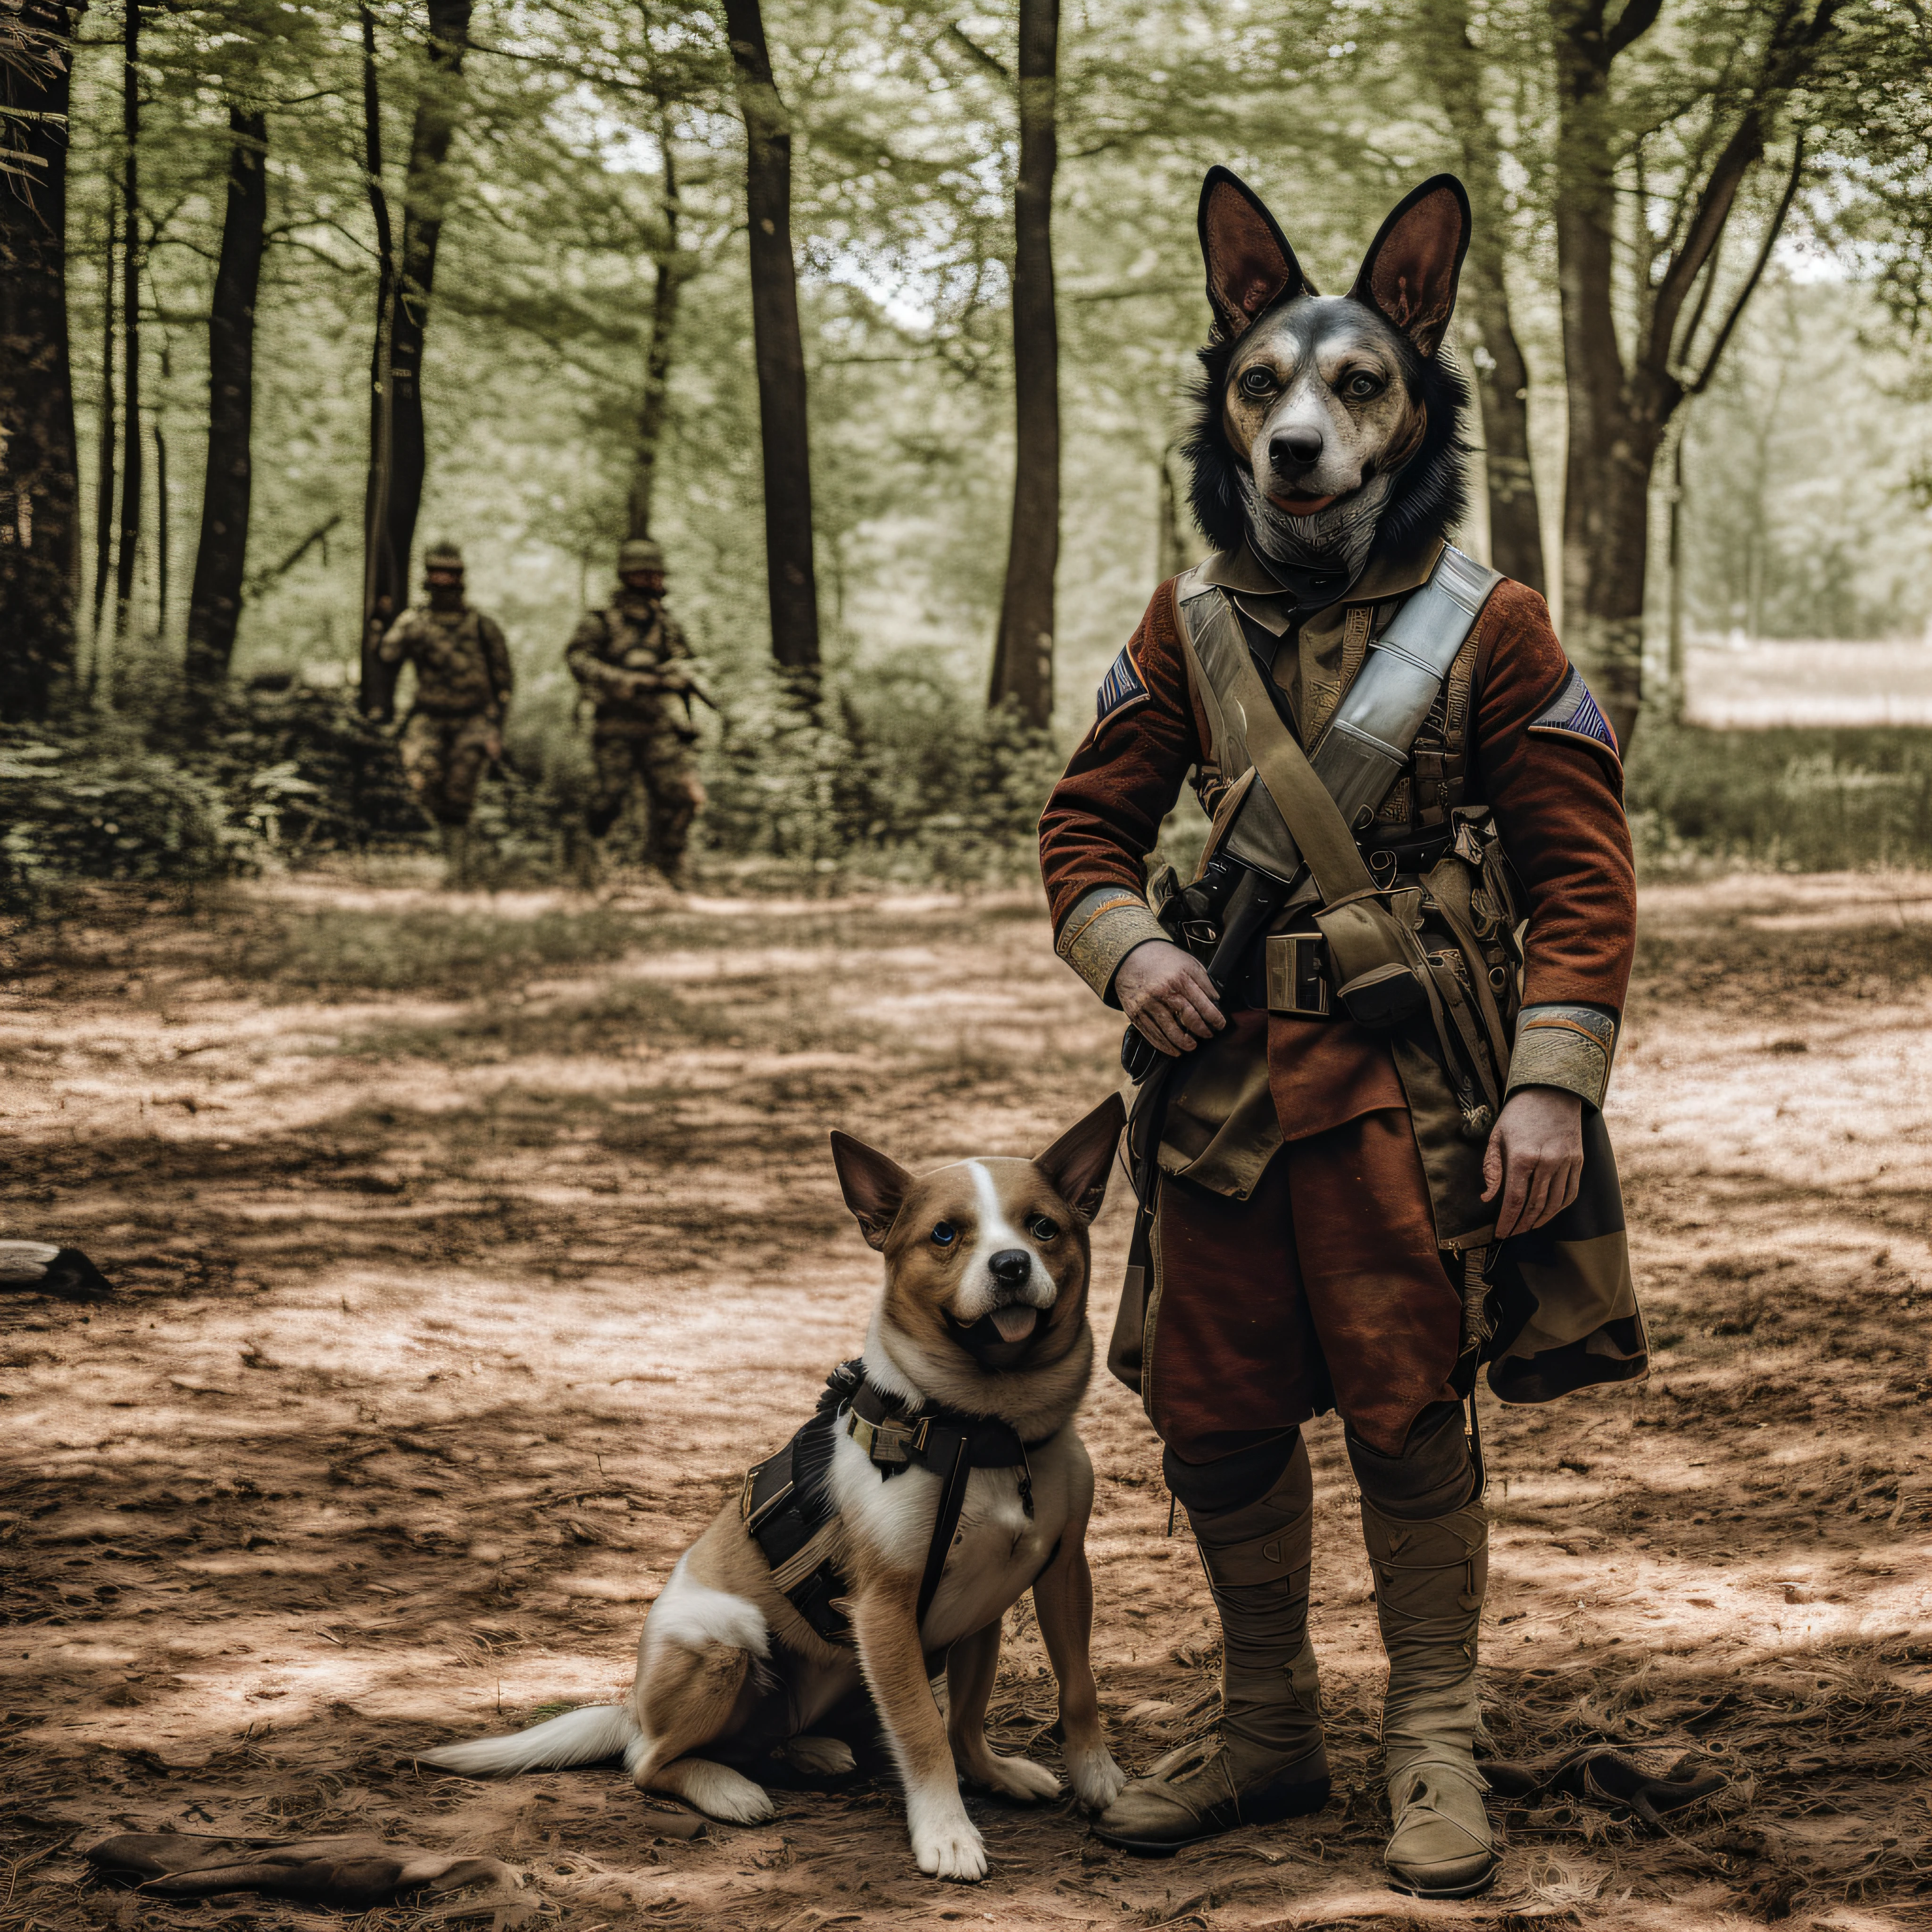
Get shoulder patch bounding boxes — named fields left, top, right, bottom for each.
left=1095, top=645, right=1150, bottom=727
left=1529, top=664, right=1619, bottom=762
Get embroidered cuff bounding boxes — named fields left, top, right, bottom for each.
left=1507, top=1004, right=1618, bottom=1109
left=1055, top=885, right=1169, bottom=1004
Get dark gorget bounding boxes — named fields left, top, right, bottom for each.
left=739, top=1359, right=1049, bottom=1649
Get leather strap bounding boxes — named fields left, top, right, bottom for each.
left=1215, top=641, right=1379, bottom=909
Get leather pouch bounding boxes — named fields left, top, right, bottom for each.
left=1314, top=887, right=1431, bottom=1029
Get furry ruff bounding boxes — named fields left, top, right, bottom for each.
left=1183, top=323, right=1472, bottom=570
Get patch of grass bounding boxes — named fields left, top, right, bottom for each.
left=235, top=906, right=648, bottom=998
left=1629, top=720, right=1932, bottom=871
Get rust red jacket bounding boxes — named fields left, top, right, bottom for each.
left=1039, top=537, right=1637, bottom=1137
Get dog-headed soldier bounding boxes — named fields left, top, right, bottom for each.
left=567, top=537, right=707, bottom=887
left=378, top=541, right=515, bottom=886
left=1039, top=172, right=1645, bottom=1897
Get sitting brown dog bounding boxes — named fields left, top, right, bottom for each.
left=420, top=1095, right=1129, bottom=1881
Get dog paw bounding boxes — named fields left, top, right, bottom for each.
left=650, top=1759, right=774, bottom=1824
left=782, top=1735, right=857, bottom=1777
left=908, top=1795, right=987, bottom=1882
left=1068, top=1747, right=1128, bottom=1813
left=971, top=1752, right=1061, bottom=1804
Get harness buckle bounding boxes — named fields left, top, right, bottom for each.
left=847, top=1407, right=927, bottom=1466
left=1265, top=932, right=1331, bottom=1019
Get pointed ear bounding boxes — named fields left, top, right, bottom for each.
left=1199, top=166, right=1312, bottom=341
left=829, top=1131, right=913, bottom=1251
left=1034, top=1092, right=1127, bottom=1226
left=1349, top=174, right=1471, bottom=358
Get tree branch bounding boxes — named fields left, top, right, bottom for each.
left=1644, top=108, right=1763, bottom=373
left=943, top=22, right=1009, bottom=81
left=1606, top=0, right=1666, bottom=57
left=1684, top=131, right=1805, bottom=392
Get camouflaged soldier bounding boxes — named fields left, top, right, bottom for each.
left=377, top=542, right=514, bottom=885
left=566, top=537, right=706, bottom=886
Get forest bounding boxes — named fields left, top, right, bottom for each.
left=9, top=6, right=1932, bottom=1928
left=0, top=0, right=1928, bottom=895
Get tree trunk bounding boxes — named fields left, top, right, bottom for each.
left=1424, top=0, right=1545, bottom=594
left=1665, top=418, right=1686, bottom=717
left=91, top=192, right=116, bottom=654
left=359, top=1, right=400, bottom=713
left=384, top=0, right=472, bottom=588
left=185, top=106, right=267, bottom=692
left=154, top=389, right=168, bottom=633
left=628, top=114, right=682, bottom=541
left=987, top=0, right=1059, bottom=727
left=0, top=0, right=81, bottom=720
left=114, top=0, right=142, bottom=641
left=722, top=0, right=820, bottom=674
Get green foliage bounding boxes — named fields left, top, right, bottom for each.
left=0, top=683, right=428, bottom=909
left=702, top=659, right=1064, bottom=885
left=1628, top=719, right=1932, bottom=870
left=0, top=725, right=247, bottom=899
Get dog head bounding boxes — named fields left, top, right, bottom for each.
left=828, top=1093, right=1125, bottom=1420
left=1185, top=169, right=1473, bottom=579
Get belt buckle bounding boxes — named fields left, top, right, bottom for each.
left=1266, top=933, right=1330, bottom=1019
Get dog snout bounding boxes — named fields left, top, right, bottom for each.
left=1271, top=425, right=1323, bottom=468
left=988, top=1249, right=1033, bottom=1289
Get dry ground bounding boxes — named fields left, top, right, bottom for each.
left=4, top=869, right=1932, bottom=1932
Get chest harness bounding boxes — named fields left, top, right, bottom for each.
left=739, top=1360, right=1052, bottom=1649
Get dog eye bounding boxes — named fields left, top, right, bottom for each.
left=1029, top=1216, right=1061, bottom=1242
left=1238, top=366, right=1276, bottom=398
left=1344, top=371, right=1384, bottom=399
left=930, top=1221, right=958, bottom=1248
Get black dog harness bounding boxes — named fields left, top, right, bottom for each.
left=739, top=1359, right=1051, bottom=1648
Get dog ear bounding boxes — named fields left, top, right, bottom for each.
left=1349, top=174, right=1472, bottom=359
left=1199, top=166, right=1312, bottom=341
left=1034, top=1092, right=1127, bottom=1226
left=829, top=1131, right=914, bottom=1251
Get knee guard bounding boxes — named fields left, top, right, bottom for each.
left=1346, top=1400, right=1476, bottom=1522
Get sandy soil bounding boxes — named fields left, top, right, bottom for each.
left=4, top=869, right=1931, bottom=1932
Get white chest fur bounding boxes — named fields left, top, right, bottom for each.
left=826, top=1422, right=1091, bottom=1653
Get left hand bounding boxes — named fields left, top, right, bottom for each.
left=1482, top=1087, right=1584, bottom=1240
left=483, top=731, right=503, bottom=763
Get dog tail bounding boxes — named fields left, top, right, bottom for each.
left=418, top=1703, right=640, bottom=1778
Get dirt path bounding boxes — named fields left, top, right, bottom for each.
left=4, top=872, right=1931, bottom=1931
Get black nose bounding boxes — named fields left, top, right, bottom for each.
left=1271, top=426, right=1323, bottom=467
left=989, top=1249, right=1032, bottom=1286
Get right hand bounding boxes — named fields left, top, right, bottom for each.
left=1115, top=940, right=1225, bottom=1057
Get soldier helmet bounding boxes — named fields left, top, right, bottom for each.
left=424, top=541, right=465, bottom=574
left=618, top=538, right=666, bottom=576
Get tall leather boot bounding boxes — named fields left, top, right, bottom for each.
left=1095, top=1437, right=1330, bottom=1854
left=1359, top=1488, right=1495, bottom=1897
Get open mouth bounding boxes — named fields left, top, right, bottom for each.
left=1266, top=490, right=1340, bottom=517
left=989, top=1306, right=1039, bottom=1344
left=942, top=1301, right=1047, bottom=1365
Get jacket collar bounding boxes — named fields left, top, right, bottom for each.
left=1195, top=525, right=1447, bottom=611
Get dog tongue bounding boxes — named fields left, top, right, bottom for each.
left=991, top=1306, right=1039, bottom=1343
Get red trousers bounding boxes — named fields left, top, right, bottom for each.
left=1148, top=1108, right=1463, bottom=1460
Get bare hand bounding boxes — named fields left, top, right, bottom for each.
left=1482, top=1087, right=1584, bottom=1240
left=1115, top=940, right=1225, bottom=1057
left=483, top=732, right=503, bottom=762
